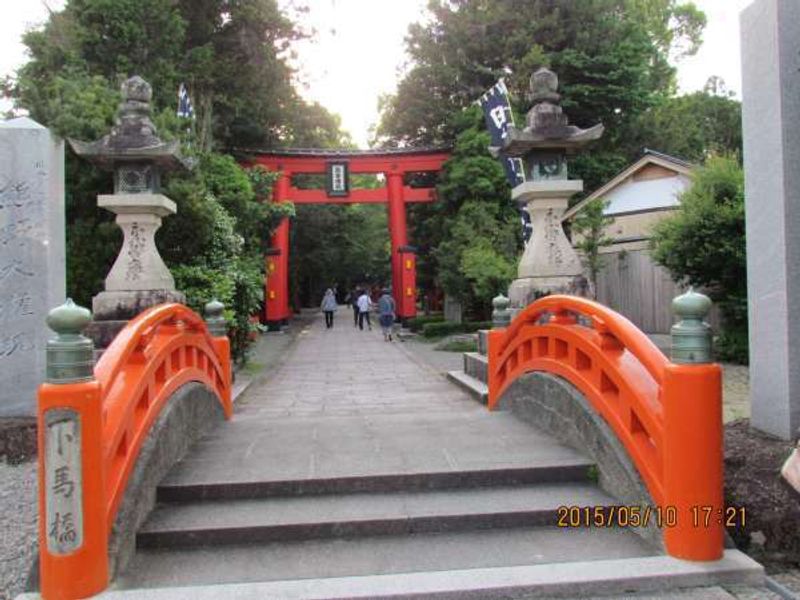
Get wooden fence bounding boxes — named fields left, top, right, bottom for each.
left=595, top=248, right=719, bottom=334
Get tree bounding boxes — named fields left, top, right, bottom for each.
left=4, top=0, right=349, bottom=361
left=376, top=0, right=706, bottom=193
left=650, top=155, right=747, bottom=362
left=571, top=199, right=615, bottom=299
left=428, top=107, right=519, bottom=318
left=289, top=203, right=391, bottom=308
left=629, top=86, right=741, bottom=163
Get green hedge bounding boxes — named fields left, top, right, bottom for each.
left=407, top=313, right=445, bottom=332
left=421, top=321, right=492, bottom=338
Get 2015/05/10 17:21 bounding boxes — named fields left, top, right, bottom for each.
left=556, top=505, right=747, bottom=528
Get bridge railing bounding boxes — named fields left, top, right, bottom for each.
left=487, top=294, right=723, bottom=561
left=37, top=300, right=232, bottom=600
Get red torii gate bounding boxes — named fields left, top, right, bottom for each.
left=247, top=148, right=451, bottom=325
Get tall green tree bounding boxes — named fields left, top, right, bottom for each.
left=376, top=0, right=706, bottom=193
left=426, top=107, right=518, bottom=317
left=630, top=84, right=741, bottom=163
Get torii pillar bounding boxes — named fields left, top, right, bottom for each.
left=387, top=171, right=416, bottom=321
left=264, top=173, right=292, bottom=327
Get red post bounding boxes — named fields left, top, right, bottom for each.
left=265, top=173, right=291, bottom=326
left=38, top=380, right=108, bottom=600
left=387, top=171, right=416, bottom=320
left=662, top=362, right=724, bottom=560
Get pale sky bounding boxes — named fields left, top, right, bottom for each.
left=1, top=0, right=753, bottom=147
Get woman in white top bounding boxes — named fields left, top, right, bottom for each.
left=356, top=290, right=372, bottom=331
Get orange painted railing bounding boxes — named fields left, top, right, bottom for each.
left=487, top=295, right=723, bottom=561
left=37, top=303, right=232, bottom=600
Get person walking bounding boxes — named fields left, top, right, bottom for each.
left=321, top=288, right=337, bottom=329
left=378, top=288, right=396, bottom=341
left=357, top=289, right=372, bottom=331
left=349, top=288, right=360, bottom=327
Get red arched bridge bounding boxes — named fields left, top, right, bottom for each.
left=33, top=294, right=759, bottom=599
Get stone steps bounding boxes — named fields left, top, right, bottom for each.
left=156, top=461, right=594, bottom=501
left=446, top=370, right=489, bottom=404
left=463, top=351, right=489, bottom=382
left=138, top=482, right=613, bottom=548
left=120, top=524, right=662, bottom=590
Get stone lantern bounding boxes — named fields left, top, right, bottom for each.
left=70, top=76, right=188, bottom=346
left=502, top=67, right=603, bottom=309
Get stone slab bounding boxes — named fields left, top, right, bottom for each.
left=741, top=0, right=800, bottom=440
left=511, top=179, right=584, bottom=203
left=157, top=462, right=593, bottom=502
left=88, top=550, right=759, bottom=598
left=0, top=117, right=65, bottom=417
left=98, top=193, right=176, bottom=216
left=117, top=525, right=658, bottom=590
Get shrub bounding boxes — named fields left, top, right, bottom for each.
left=421, top=320, right=492, bottom=338
left=650, top=156, right=747, bottom=363
left=407, top=314, right=444, bottom=332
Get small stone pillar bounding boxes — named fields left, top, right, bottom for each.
left=204, top=299, right=227, bottom=337
left=70, top=76, right=189, bottom=348
left=670, top=288, right=712, bottom=364
left=491, top=293, right=511, bottom=328
left=501, top=68, right=604, bottom=309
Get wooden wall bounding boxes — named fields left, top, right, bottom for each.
left=595, top=249, right=719, bottom=334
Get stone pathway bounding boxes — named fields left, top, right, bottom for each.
left=160, top=310, right=592, bottom=488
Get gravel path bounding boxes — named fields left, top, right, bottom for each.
left=0, top=460, right=37, bottom=600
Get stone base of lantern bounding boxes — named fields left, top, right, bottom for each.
left=508, top=275, right=590, bottom=317
left=92, top=289, right=186, bottom=321
left=87, top=289, right=186, bottom=350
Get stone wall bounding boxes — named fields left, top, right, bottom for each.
left=107, top=382, right=225, bottom=578
left=499, top=371, right=665, bottom=550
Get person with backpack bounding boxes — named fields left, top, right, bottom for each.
left=377, top=288, right=396, bottom=341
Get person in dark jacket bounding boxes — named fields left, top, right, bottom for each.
left=349, top=288, right=360, bottom=327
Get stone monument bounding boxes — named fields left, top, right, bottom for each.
left=741, top=0, right=800, bottom=440
left=501, top=68, right=603, bottom=309
left=0, top=118, right=65, bottom=416
left=70, top=76, right=188, bottom=347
